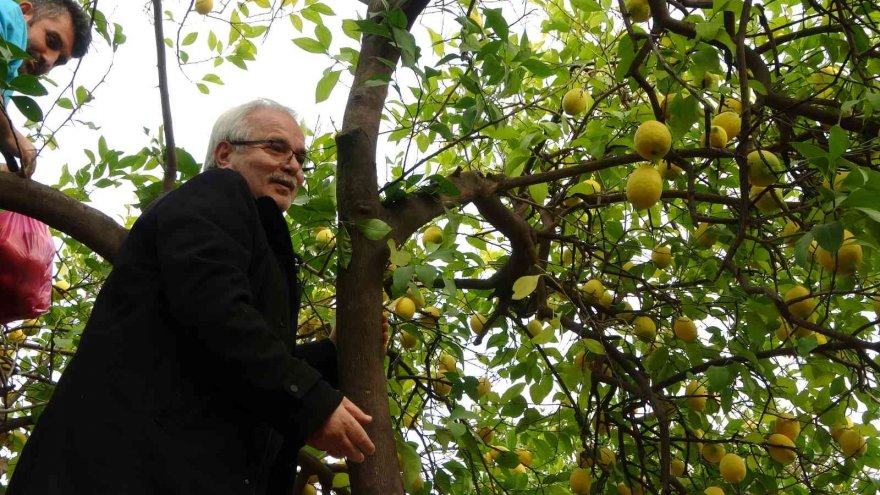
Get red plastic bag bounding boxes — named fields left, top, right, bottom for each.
left=0, top=211, right=54, bottom=324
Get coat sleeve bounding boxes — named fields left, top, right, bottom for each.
left=154, top=169, right=341, bottom=441
left=294, top=339, right=339, bottom=389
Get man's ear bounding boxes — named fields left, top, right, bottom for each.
left=214, top=141, right=235, bottom=169
left=19, top=2, right=34, bottom=21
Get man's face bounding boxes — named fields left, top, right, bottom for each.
left=214, top=108, right=307, bottom=211
left=21, top=5, right=75, bottom=76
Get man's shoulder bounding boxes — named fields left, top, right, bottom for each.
left=0, top=0, right=26, bottom=42
left=143, top=168, right=252, bottom=217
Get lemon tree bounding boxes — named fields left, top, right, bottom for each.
left=1, top=0, right=880, bottom=494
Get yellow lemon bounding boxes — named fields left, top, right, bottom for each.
left=718, top=98, right=742, bottom=114
left=702, top=442, right=726, bottom=463
left=784, top=285, right=816, bottom=319
left=751, top=186, right=783, bottom=212
left=685, top=380, right=707, bottom=412
left=195, top=0, right=213, bottom=15
left=626, top=164, right=663, bottom=210
left=569, top=467, right=593, bottom=494
left=315, top=228, right=336, bottom=248
left=707, top=125, right=728, bottom=148
left=712, top=111, right=741, bottom=141
left=470, top=314, right=487, bottom=334
left=632, top=316, right=656, bottom=342
left=767, top=433, right=797, bottom=464
left=673, top=316, right=697, bottom=343
left=659, top=160, right=682, bottom=179
left=719, top=453, right=746, bottom=482
left=694, top=223, right=717, bottom=248
left=395, top=297, right=416, bottom=320
left=838, top=428, right=867, bottom=458
left=581, top=278, right=605, bottom=303
left=562, top=87, right=592, bottom=116
left=704, top=487, right=725, bottom=495
left=422, top=225, right=443, bottom=245
left=816, top=230, right=862, bottom=275
left=747, top=150, right=780, bottom=186
left=633, top=121, right=672, bottom=161
left=477, top=376, right=491, bottom=397
left=670, top=458, right=686, bottom=476
left=775, top=412, right=801, bottom=440
left=625, top=0, right=650, bottom=22
left=651, top=246, right=673, bottom=269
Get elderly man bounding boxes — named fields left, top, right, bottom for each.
left=0, top=0, right=91, bottom=176
left=8, top=99, right=376, bottom=494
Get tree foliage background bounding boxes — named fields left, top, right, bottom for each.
left=1, top=0, right=880, bottom=494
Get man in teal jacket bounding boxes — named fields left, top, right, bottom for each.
left=0, top=0, right=91, bottom=176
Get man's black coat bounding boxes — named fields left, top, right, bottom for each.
left=8, top=169, right=343, bottom=494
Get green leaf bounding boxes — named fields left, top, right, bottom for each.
left=797, top=335, right=820, bottom=356
left=528, top=182, right=548, bottom=204
left=582, top=338, right=605, bottom=355
left=11, top=95, right=43, bottom=121
left=332, top=473, right=350, bottom=489
left=181, top=32, right=198, bottom=46
left=828, top=125, right=848, bottom=162
left=8, top=74, right=47, bottom=96
left=812, top=222, right=843, bottom=252
left=355, top=218, right=392, bottom=240
left=484, top=8, right=509, bottom=40
left=706, top=365, right=734, bottom=391
left=292, top=37, right=326, bottom=54
left=512, top=275, right=541, bottom=300
left=336, top=225, right=352, bottom=269
left=854, top=208, right=880, bottom=224
left=315, top=70, right=341, bottom=103
left=521, top=58, right=554, bottom=78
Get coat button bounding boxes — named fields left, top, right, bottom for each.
left=289, top=384, right=299, bottom=394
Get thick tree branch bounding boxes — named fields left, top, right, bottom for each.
left=0, top=173, right=127, bottom=262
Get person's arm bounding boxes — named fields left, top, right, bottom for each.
left=154, top=169, right=343, bottom=441
left=0, top=108, right=36, bottom=176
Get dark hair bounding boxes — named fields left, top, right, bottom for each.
left=29, top=0, right=92, bottom=58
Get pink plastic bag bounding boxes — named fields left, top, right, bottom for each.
left=0, top=211, right=54, bottom=324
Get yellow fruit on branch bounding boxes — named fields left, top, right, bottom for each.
left=659, top=160, right=682, bottom=179
left=670, top=458, right=686, bottom=477
left=816, top=229, right=862, bottom=275
left=315, top=228, right=336, bottom=248
left=526, top=320, right=543, bottom=338
left=438, top=352, right=457, bottom=372
left=693, top=223, right=717, bottom=248
left=511, top=463, right=527, bottom=474
left=516, top=448, right=534, bottom=466
left=712, top=111, right=741, bottom=141
left=195, top=0, right=213, bottom=15
left=751, top=186, right=783, bottom=212
left=399, top=330, right=418, bottom=350
left=301, top=483, right=317, bottom=495
left=569, top=467, right=593, bottom=495
left=774, top=412, right=801, bottom=440
left=469, top=314, right=488, bottom=334
left=766, top=433, right=797, bottom=464
left=747, top=150, right=780, bottom=187
left=633, top=121, right=672, bottom=161
left=718, top=98, right=742, bottom=115
left=702, top=442, right=726, bottom=463
left=704, top=487, right=725, bottom=495
left=632, top=316, right=656, bottom=342
left=830, top=417, right=853, bottom=441
left=781, top=220, right=800, bottom=245
left=421, top=225, right=443, bottom=245
left=838, top=428, right=867, bottom=458
left=477, top=426, right=494, bottom=443
left=673, top=316, right=697, bottom=343
left=784, top=285, right=817, bottom=319
left=719, top=453, right=746, bottom=482
left=625, top=0, right=650, bottom=22
left=581, top=278, right=605, bottom=303
left=685, top=380, right=708, bottom=412
left=651, top=246, right=673, bottom=269
left=477, top=376, right=491, bottom=397
left=626, top=164, right=663, bottom=210
left=562, top=87, right=592, bottom=116
left=395, top=297, right=417, bottom=320
left=706, top=125, right=728, bottom=148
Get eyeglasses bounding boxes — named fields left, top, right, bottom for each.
left=227, top=139, right=313, bottom=171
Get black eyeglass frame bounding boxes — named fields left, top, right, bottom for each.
left=227, top=139, right=313, bottom=171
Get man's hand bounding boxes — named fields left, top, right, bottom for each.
left=16, top=133, right=36, bottom=177
left=306, top=397, right=375, bottom=463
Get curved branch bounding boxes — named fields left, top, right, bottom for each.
left=0, top=173, right=127, bottom=261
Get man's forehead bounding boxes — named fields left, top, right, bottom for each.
left=249, top=109, right=304, bottom=140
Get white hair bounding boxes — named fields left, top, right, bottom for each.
left=202, top=98, right=299, bottom=170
